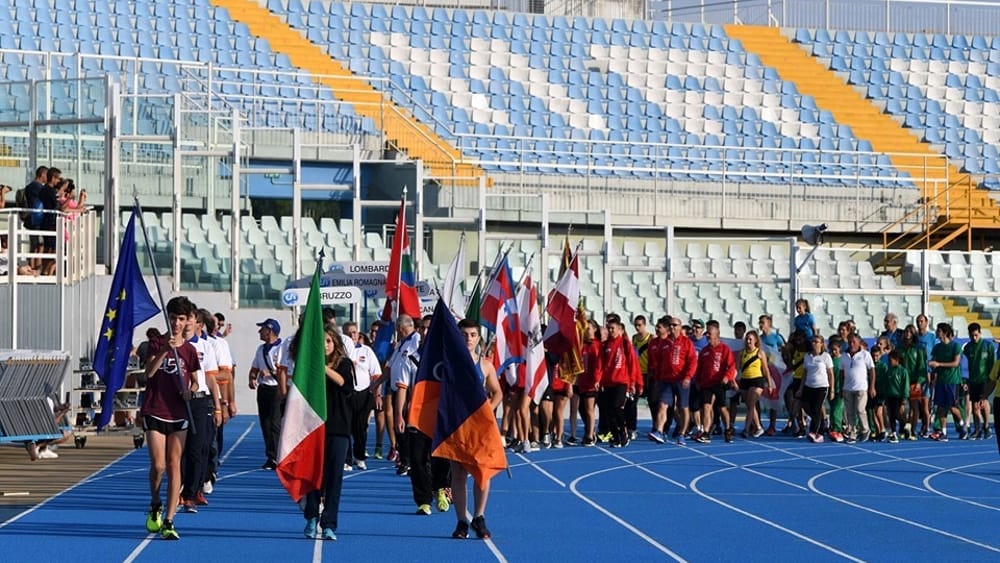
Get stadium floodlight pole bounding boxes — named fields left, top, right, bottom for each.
left=132, top=194, right=195, bottom=434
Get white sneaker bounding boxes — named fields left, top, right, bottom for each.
left=552, top=439, right=563, bottom=449
left=343, top=464, right=353, bottom=472
left=38, top=448, right=58, bottom=459
left=355, top=460, right=367, bottom=470
left=203, top=480, right=214, bottom=495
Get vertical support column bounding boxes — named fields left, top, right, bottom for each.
left=230, top=109, right=241, bottom=310
left=665, top=225, right=674, bottom=316
left=920, top=249, right=929, bottom=315
left=352, top=144, right=362, bottom=262
left=171, top=93, right=182, bottom=292
left=414, top=161, right=425, bottom=282
left=789, top=239, right=799, bottom=328
left=602, top=209, right=613, bottom=315
left=477, top=176, right=486, bottom=274
left=539, top=193, right=550, bottom=304
left=292, top=129, right=302, bottom=283
left=8, top=220, right=18, bottom=349
left=104, top=79, right=120, bottom=268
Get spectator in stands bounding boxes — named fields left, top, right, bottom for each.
left=0, top=183, right=10, bottom=249
left=793, top=298, right=817, bottom=339
left=881, top=313, right=904, bottom=348
left=249, top=317, right=283, bottom=469
left=0, top=185, right=37, bottom=276
left=23, top=166, right=46, bottom=271
left=38, top=167, right=62, bottom=276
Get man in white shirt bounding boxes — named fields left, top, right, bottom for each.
left=249, top=318, right=283, bottom=470
left=181, top=308, right=223, bottom=512
left=344, top=322, right=381, bottom=470
left=389, top=315, right=421, bottom=477
left=840, top=334, right=876, bottom=444
left=205, top=313, right=235, bottom=493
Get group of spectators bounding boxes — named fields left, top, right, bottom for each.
left=0, top=165, right=87, bottom=276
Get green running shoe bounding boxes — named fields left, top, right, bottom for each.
left=435, top=489, right=450, bottom=512
left=160, top=520, right=179, bottom=540
left=145, top=505, right=162, bottom=533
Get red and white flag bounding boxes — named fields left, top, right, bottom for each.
left=543, top=253, right=581, bottom=358
left=481, top=256, right=523, bottom=384
left=518, top=274, right=548, bottom=405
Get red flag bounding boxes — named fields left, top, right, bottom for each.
left=543, top=253, right=581, bottom=358
left=517, top=274, right=548, bottom=404
left=384, top=198, right=421, bottom=320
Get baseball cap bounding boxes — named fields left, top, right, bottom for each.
left=256, top=318, right=281, bottom=335
left=691, top=318, right=705, bottom=328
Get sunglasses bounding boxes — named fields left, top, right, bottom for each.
left=669, top=323, right=681, bottom=327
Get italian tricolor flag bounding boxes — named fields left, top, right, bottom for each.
left=276, top=267, right=326, bottom=502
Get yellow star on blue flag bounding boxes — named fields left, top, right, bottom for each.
left=92, top=209, right=160, bottom=430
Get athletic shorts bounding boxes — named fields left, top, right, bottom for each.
left=968, top=382, right=988, bottom=402
left=870, top=396, right=886, bottom=407
left=934, top=383, right=959, bottom=409
left=573, top=385, right=597, bottom=398
left=658, top=381, right=690, bottom=409
left=143, top=415, right=189, bottom=435
left=739, top=377, right=766, bottom=390
left=699, top=385, right=727, bottom=407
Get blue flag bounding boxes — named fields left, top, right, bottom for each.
left=93, top=210, right=160, bottom=430
left=409, top=299, right=506, bottom=486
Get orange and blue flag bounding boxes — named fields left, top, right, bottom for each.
left=409, top=299, right=506, bottom=487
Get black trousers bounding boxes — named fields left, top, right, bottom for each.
left=257, top=385, right=282, bottom=463
left=406, top=430, right=451, bottom=506
left=349, top=392, right=374, bottom=461
left=181, top=397, right=215, bottom=498
left=304, top=434, right=350, bottom=531
left=802, top=386, right=828, bottom=434
left=598, top=385, right=628, bottom=444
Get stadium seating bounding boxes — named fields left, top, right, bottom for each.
left=141, top=211, right=989, bottom=336
left=0, top=0, right=377, bottom=137
left=264, top=1, right=916, bottom=187
left=794, top=28, right=1000, bottom=189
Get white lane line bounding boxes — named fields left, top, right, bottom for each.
left=220, top=422, right=256, bottom=465
left=484, top=538, right=509, bottom=563
left=688, top=466, right=865, bottom=562
left=597, top=447, right=687, bottom=489
left=922, top=460, right=1000, bottom=512
left=516, top=451, right=687, bottom=561
left=311, top=535, right=323, bottom=563
left=123, top=535, right=155, bottom=563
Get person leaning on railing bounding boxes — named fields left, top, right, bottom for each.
left=0, top=184, right=39, bottom=276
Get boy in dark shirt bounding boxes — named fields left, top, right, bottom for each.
left=141, top=297, right=200, bottom=540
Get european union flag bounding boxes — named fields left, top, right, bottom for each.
left=409, top=299, right=506, bottom=486
left=93, top=210, right=160, bottom=430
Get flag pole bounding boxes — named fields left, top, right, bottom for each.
left=132, top=195, right=195, bottom=433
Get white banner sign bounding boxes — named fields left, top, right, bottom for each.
left=281, top=286, right=362, bottom=307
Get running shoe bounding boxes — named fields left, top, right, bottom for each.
left=356, top=460, right=367, bottom=471
left=416, top=504, right=432, bottom=516
left=374, top=446, right=383, bottom=460
left=971, top=428, right=983, bottom=440
left=647, top=431, right=665, bottom=444
left=202, top=480, right=214, bottom=495
left=181, top=499, right=198, bottom=513
left=676, top=436, right=687, bottom=446
left=261, top=460, right=277, bottom=470
left=724, top=429, right=734, bottom=443
left=552, top=439, right=564, bottom=449
left=598, top=432, right=613, bottom=443
left=452, top=521, right=470, bottom=539
left=304, top=517, right=319, bottom=539
left=470, top=515, right=492, bottom=539
left=753, top=428, right=765, bottom=438
left=436, top=489, right=450, bottom=512
left=829, top=431, right=844, bottom=443
left=985, top=427, right=993, bottom=440
left=387, top=447, right=399, bottom=462
left=396, top=464, right=410, bottom=476
left=145, top=504, right=163, bottom=533
left=566, top=436, right=578, bottom=445
left=321, top=528, right=337, bottom=541
left=888, top=433, right=899, bottom=444
left=694, top=433, right=711, bottom=444
left=813, top=434, right=825, bottom=444
left=795, top=429, right=807, bottom=439
left=765, top=427, right=776, bottom=437
left=845, top=436, right=857, bottom=444
left=344, top=463, right=353, bottom=472
left=807, top=432, right=817, bottom=443
left=581, top=438, right=595, bottom=447
left=907, top=431, right=917, bottom=441
left=160, top=520, right=179, bottom=540
left=929, top=431, right=948, bottom=442
left=958, top=425, right=969, bottom=440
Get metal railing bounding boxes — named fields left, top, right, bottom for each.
left=0, top=350, right=71, bottom=444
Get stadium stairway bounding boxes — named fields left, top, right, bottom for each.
left=208, top=0, right=485, bottom=185
left=935, top=295, right=997, bottom=333
left=725, top=25, right=1000, bottom=250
